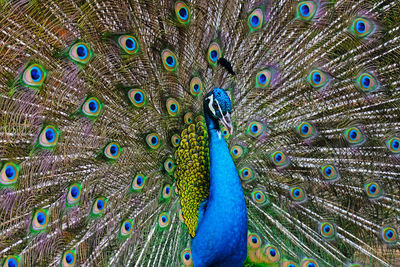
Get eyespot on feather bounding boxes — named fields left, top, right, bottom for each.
left=175, top=1, right=191, bottom=24
left=128, top=89, right=147, bottom=108
left=381, top=226, right=397, bottom=244
left=344, top=126, right=365, bottom=146
left=4, top=255, right=21, bottom=267
left=146, top=133, right=161, bottom=149
left=251, top=190, right=268, bottom=206
left=356, top=73, right=378, bottom=93
left=301, top=259, right=319, bottom=267
left=158, top=212, right=170, bottom=229
left=131, top=173, right=146, bottom=191
left=21, top=63, right=47, bottom=88
left=289, top=187, right=307, bottom=203
left=259, top=245, right=280, bottom=263
left=270, top=150, right=290, bottom=168
left=91, top=197, right=107, bottom=216
left=0, top=162, right=19, bottom=187
left=31, top=208, right=49, bottom=232
left=68, top=42, right=92, bottom=64
left=104, top=142, right=121, bottom=160
left=386, top=137, right=400, bottom=154
left=297, top=122, right=316, bottom=139
left=184, top=112, right=193, bottom=125
left=255, top=69, right=273, bottom=89
left=320, top=164, right=340, bottom=181
left=119, top=219, right=134, bottom=237
left=207, top=42, right=222, bottom=67
left=181, top=248, right=193, bottom=265
left=247, top=233, right=261, bottom=249
left=166, top=98, right=180, bottom=117
left=296, top=1, right=317, bottom=21
left=248, top=8, right=264, bottom=31
left=246, top=121, right=264, bottom=138
left=350, top=17, right=374, bottom=38
left=162, top=49, right=178, bottom=71
left=61, top=250, right=76, bottom=267
left=230, top=145, right=244, bottom=159
left=38, top=125, right=60, bottom=149
left=81, top=97, right=102, bottom=118
left=190, top=77, right=203, bottom=97
left=364, top=181, right=383, bottom=199
left=320, top=222, right=336, bottom=239
left=164, top=158, right=175, bottom=174
left=118, top=35, right=139, bottom=54
left=307, top=69, right=330, bottom=89
left=66, top=183, right=81, bottom=206
left=171, top=134, right=181, bottom=147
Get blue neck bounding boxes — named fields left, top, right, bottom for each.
left=191, top=111, right=248, bottom=266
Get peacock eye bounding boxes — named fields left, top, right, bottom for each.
left=297, top=121, right=316, bottom=139
left=184, top=112, right=193, bottom=125
left=171, top=134, right=181, bottom=147
left=131, top=173, right=146, bottom=191
left=4, top=256, right=20, bottom=267
left=66, top=183, right=81, bottom=206
left=239, top=167, right=254, bottom=181
left=344, top=126, right=365, bottom=146
left=270, top=150, right=290, bottom=168
left=350, top=17, right=374, bottom=38
left=386, top=137, right=400, bottom=154
left=38, top=125, right=60, bottom=149
left=247, top=233, right=261, bottom=249
left=81, top=97, right=102, bottom=118
left=119, top=219, right=134, bottom=237
left=161, top=184, right=172, bottom=201
left=246, top=121, right=265, bottom=138
left=381, top=226, right=397, bottom=244
left=166, top=98, right=180, bottom=117
left=320, top=164, right=339, bottom=181
left=31, top=208, right=49, bottom=232
left=256, top=69, right=273, bottom=89
left=356, top=73, right=378, bottom=92
left=104, top=142, right=121, bottom=160
left=61, top=250, right=76, bottom=267
left=248, top=8, right=264, bottom=31
left=251, top=190, right=268, bottom=206
left=230, top=145, right=244, bottom=159
left=146, top=133, right=161, bottom=149
left=181, top=248, right=193, bottom=265
left=118, top=35, right=139, bottom=54
left=162, top=49, right=178, bottom=71
left=296, top=1, right=317, bottom=21
left=164, top=158, right=175, bottom=174
left=175, top=1, right=191, bottom=24
left=320, top=222, right=335, bottom=239
left=364, top=181, right=383, bottom=199
left=301, top=258, right=319, bottom=267
left=307, top=69, right=329, bottom=89
left=69, top=42, right=92, bottom=64
left=190, top=77, right=203, bottom=97
left=207, top=42, right=222, bottom=66
left=289, top=187, right=307, bottom=202
left=158, top=212, right=170, bottom=229
left=22, top=63, right=47, bottom=88
left=128, top=88, right=147, bottom=108
left=91, top=197, right=107, bottom=216
left=1, top=162, right=19, bottom=186
left=263, top=245, right=280, bottom=263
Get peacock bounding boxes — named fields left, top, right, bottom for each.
left=0, top=0, right=399, bottom=266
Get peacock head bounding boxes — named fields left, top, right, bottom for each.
left=203, top=87, right=233, bottom=134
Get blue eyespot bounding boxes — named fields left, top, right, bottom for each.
left=36, top=212, right=46, bottom=225
left=356, top=20, right=366, bottom=33
left=5, top=166, right=15, bottom=180
left=170, top=104, right=177, bottom=112
left=269, top=248, right=276, bottom=257
left=166, top=56, right=175, bottom=67
left=124, top=222, right=131, bottom=231
left=88, top=100, right=98, bottom=112
left=65, top=253, right=74, bottom=264
left=308, top=263, right=316, bottom=267
left=70, top=186, right=79, bottom=198
left=137, top=176, right=143, bottom=186
left=45, top=128, right=55, bottom=142
left=178, top=7, right=188, bottom=20
left=301, top=4, right=310, bottom=16
left=110, top=144, right=118, bottom=156
left=294, top=189, right=300, bottom=196
left=152, top=136, right=158, bottom=145
left=30, top=66, right=42, bottom=82
left=250, top=15, right=260, bottom=27
left=301, top=124, right=309, bottom=134
left=125, top=38, right=136, bottom=51
left=312, top=72, right=321, bottom=84
left=210, top=50, right=218, bottom=61
left=76, top=44, right=88, bottom=59
left=251, top=237, right=258, bottom=243
left=97, top=199, right=104, bottom=210
left=349, top=130, right=357, bottom=140
left=161, top=215, right=167, bottom=223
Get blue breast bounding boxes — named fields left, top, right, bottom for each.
left=191, top=127, right=248, bottom=266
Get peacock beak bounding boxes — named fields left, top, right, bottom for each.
left=220, top=113, right=233, bottom=135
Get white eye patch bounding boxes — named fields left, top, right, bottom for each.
left=207, top=94, right=216, bottom=116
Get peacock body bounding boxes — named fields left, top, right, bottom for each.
left=0, top=0, right=399, bottom=266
